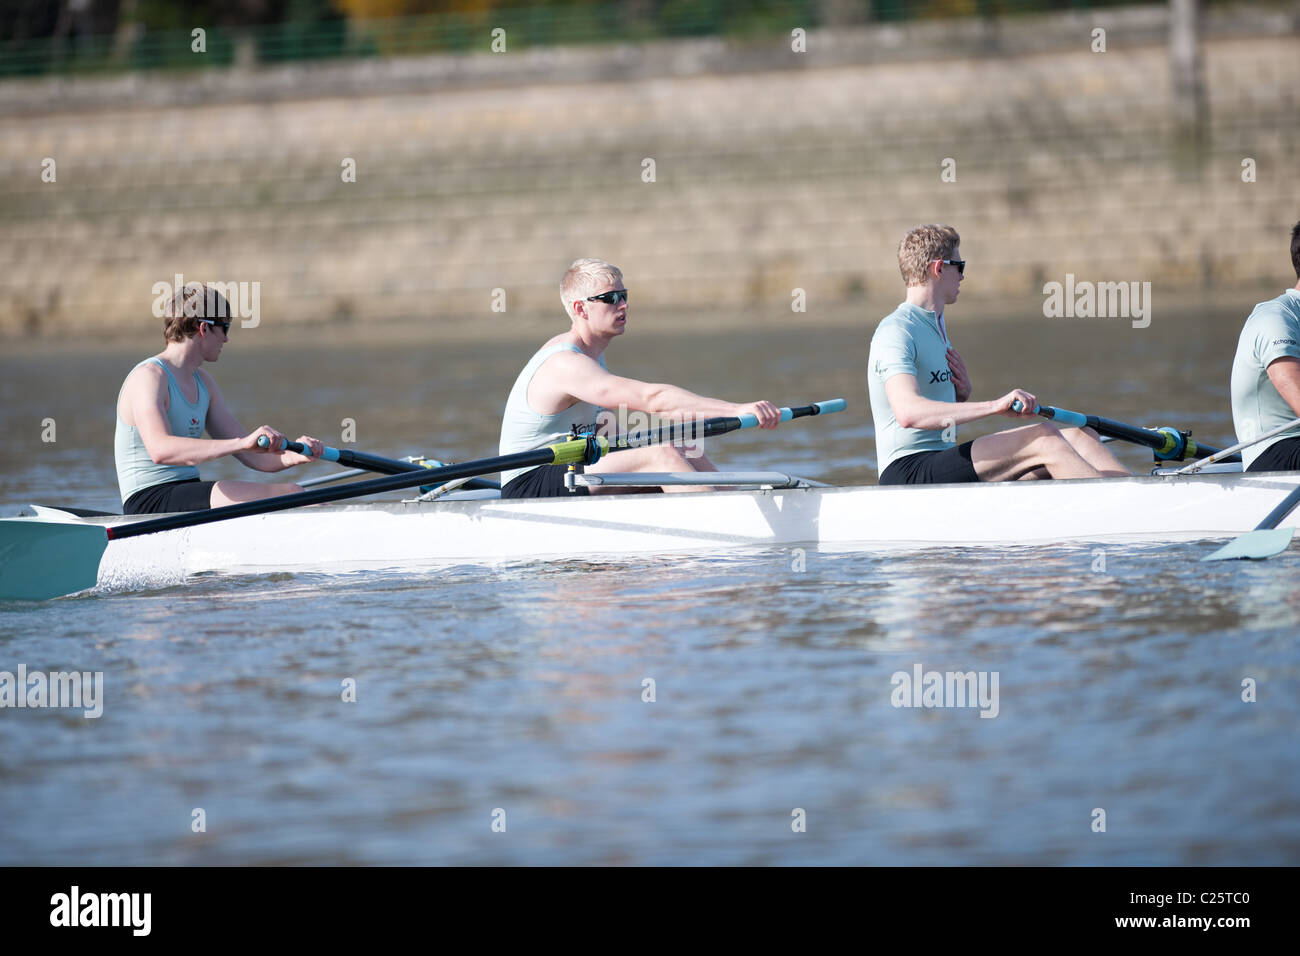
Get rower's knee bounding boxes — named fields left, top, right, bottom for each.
left=1025, top=421, right=1068, bottom=448
left=1061, top=425, right=1101, bottom=442
left=647, top=444, right=690, bottom=470
left=1025, top=422, right=1092, bottom=466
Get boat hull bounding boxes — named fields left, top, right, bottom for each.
left=34, top=471, right=1299, bottom=586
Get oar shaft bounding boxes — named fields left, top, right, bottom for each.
left=1176, top=415, right=1300, bottom=474
left=109, top=400, right=846, bottom=543
left=257, top=437, right=499, bottom=490
left=607, top=399, right=846, bottom=450
left=296, top=467, right=368, bottom=489
left=1085, top=414, right=1232, bottom=462
left=108, top=442, right=591, bottom=541
left=1012, top=401, right=1237, bottom=462
left=1256, top=485, right=1300, bottom=531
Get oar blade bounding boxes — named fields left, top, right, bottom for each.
left=0, top=518, right=108, bottom=600
left=1202, top=527, right=1296, bottom=562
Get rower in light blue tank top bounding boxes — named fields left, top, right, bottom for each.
left=498, top=344, right=605, bottom=486
left=114, top=358, right=210, bottom=503
left=868, top=302, right=956, bottom=475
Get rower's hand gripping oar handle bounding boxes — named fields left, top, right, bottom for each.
left=256, top=435, right=339, bottom=461
left=1010, top=399, right=1088, bottom=427
left=737, top=398, right=847, bottom=429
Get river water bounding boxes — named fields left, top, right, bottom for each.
left=1, top=306, right=1297, bottom=864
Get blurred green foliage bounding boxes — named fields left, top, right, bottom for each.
left=0, top=0, right=1224, bottom=78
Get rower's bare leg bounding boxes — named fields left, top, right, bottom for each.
left=1059, top=426, right=1130, bottom=477
left=210, top=479, right=303, bottom=507
left=679, top=440, right=718, bottom=472
left=584, top=443, right=718, bottom=494
left=970, top=422, right=1104, bottom=481
left=1016, top=466, right=1051, bottom=480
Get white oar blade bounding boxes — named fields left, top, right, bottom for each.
left=1202, top=526, right=1296, bottom=562
left=0, top=518, right=108, bottom=600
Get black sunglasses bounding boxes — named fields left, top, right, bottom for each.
left=585, top=290, right=629, bottom=305
left=199, top=318, right=231, bottom=334
left=936, top=258, right=965, bottom=275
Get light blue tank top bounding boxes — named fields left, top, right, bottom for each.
left=114, top=357, right=210, bottom=502
left=498, top=344, right=605, bottom=486
left=1231, top=289, right=1300, bottom=468
left=868, top=302, right=957, bottom=474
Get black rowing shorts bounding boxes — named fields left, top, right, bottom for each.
left=879, top=442, right=979, bottom=485
left=1247, top=436, right=1300, bottom=473
left=500, top=464, right=591, bottom=499
left=123, top=478, right=216, bottom=514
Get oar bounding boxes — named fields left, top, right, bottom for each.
left=1010, top=401, right=1237, bottom=462
left=1202, top=484, right=1300, bottom=561
left=1175, top=415, right=1300, bottom=474
left=256, top=437, right=499, bottom=491
left=0, top=399, right=845, bottom=600
left=297, top=467, right=368, bottom=489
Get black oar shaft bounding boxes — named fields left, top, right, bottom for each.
left=1090, top=415, right=1184, bottom=451
left=334, top=448, right=500, bottom=489
left=610, top=416, right=740, bottom=450
left=106, top=401, right=844, bottom=543
left=607, top=403, right=833, bottom=450
left=1023, top=403, right=1239, bottom=463
left=108, top=419, right=746, bottom=542
left=1086, top=415, right=1235, bottom=462
left=333, top=446, right=502, bottom=490
left=107, top=444, right=578, bottom=542
left=274, top=440, right=499, bottom=490
left=1257, top=486, right=1300, bottom=531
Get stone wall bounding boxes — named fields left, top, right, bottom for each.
left=0, top=4, right=1296, bottom=334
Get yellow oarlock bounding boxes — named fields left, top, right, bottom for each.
left=548, top=436, right=608, bottom=466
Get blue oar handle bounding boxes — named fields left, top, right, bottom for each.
left=1010, top=401, right=1089, bottom=427
left=256, top=436, right=340, bottom=462
left=736, top=398, right=847, bottom=429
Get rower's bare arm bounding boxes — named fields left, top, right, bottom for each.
left=122, top=365, right=244, bottom=467
left=547, top=352, right=781, bottom=427
left=1266, top=357, right=1300, bottom=418
left=202, top=375, right=319, bottom=471
left=884, top=374, right=1035, bottom=430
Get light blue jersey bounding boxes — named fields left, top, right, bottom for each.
left=1230, top=289, right=1300, bottom=468
left=867, top=302, right=955, bottom=475
left=114, top=358, right=209, bottom=502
